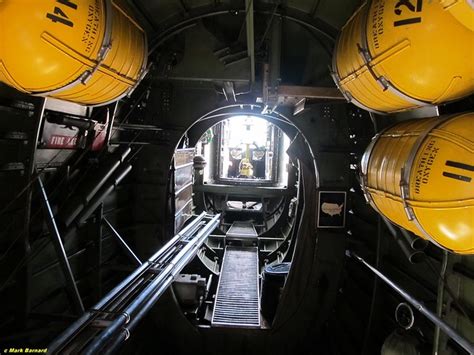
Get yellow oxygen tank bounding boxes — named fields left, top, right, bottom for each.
left=0, top=0, right=147, bottom=106
left=360, top=112, right=474, bottom=254
left=332, top=0, right=474, bottom=114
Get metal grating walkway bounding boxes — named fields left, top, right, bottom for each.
left=226, top=221, right=258, bottom=242
left=211, top=246, right=260, bottom=328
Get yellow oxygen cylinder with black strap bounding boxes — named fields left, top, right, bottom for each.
left=0, top=0, right=147, bottom=106
left=332, top=0, right=474, bottom=113
left=360, top=112, right=474, bottom=254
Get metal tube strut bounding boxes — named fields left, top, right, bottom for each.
left=103, top=218, right=142, bottom=266
left=38, top=177, right=84, bottom=315
left=349, top=251, right=474, bottom=354
left=433, top=250, right=448, bottom=354
left=245, top=0, right=255, bottom=83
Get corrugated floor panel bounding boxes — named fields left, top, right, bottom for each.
left=211, top=246, right=260, bottom=328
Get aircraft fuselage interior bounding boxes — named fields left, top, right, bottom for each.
left=0, top=0, right=473, bottom=354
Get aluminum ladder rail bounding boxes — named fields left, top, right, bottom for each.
left=48, top=212, right=220, bottom=354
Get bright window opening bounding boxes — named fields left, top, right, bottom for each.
left=197, top=116, right=290, bottom=186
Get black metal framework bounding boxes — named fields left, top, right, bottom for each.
left=148, top=4, right=338, bottom=55
left=48, top=212, right=220, bottom=354
left=38, top=177, right=85, bottom=315
left=349, top=251, right=474, bottom=354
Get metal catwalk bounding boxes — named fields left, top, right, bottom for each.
left=226, top=221, right=258, bottom=242
left=212, top=246, right=260, bottom=328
